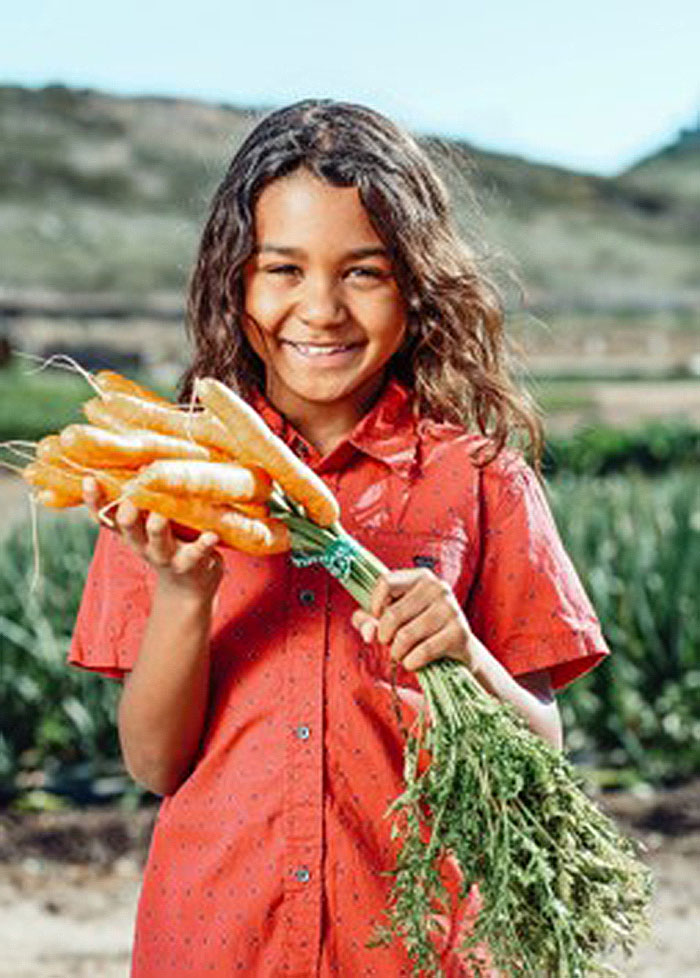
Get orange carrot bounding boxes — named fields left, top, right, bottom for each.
left=23, top=461, right=82, bottom=496
left=232, top=501, right=269, bottom=519
left=131, top=459, right=272, bottom=504
left=59, top=425, right=217, bottom=468
left=94, top=392, right=235, bottom=456
left=93, top=371, right=170, bottom=404
left=35, top=488, right=83, bottom=508
left=22, top=461, right=131, bottom=506
left=195, top=378, right=340, bottom=527
left=36, top=434, right=67, bottom=464
left=124, top=485, right=290, bottom=555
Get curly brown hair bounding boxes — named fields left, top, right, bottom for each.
left=180, top=99, right=543, bottom=469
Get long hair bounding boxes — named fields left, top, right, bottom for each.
left=180, top=99, right=544, bottom=469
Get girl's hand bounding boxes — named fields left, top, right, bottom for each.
left=82, top=476, right=223, bottom=600
left=351, top=568, right=478, bottom=673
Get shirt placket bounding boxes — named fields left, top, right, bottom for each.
left=282, top=562, right=327, bottom=976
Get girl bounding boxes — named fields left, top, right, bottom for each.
left=71, top=100, right=610, bottom=978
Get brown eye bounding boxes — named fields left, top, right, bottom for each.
left=347, top=266, right=386, bottom=281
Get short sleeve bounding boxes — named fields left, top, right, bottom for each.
left=465, top=452, right=609, bottom=690
left=68, top=528, right=156, bottom=679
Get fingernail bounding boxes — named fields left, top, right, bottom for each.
left=361, top=622, right=375, bottom=643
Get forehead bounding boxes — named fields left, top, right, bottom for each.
left=253, top=169, right=382, bottom=247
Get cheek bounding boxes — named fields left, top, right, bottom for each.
left=375, top=304, right=408, bottom=353
left=241, top=319, right=268, bottom=362
left=244, top=280, right=286, bottom=327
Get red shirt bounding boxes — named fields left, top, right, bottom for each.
left=69, top=377, right=609, bottom=977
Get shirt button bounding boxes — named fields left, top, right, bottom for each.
left=298, top=589, right=315, bottom=606
left=295, top=724, right=311, bottom=740
left=295, top=866, right=310, bottom=883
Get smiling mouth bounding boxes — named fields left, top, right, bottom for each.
left=281, top=340, right=363, bottom=357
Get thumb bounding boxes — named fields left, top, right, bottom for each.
left=351, top=608, right=378, bottom=643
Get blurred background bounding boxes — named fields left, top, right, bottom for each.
left=1, top=1, right=699, bottom=975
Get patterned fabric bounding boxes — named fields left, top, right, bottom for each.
left=69, top=377, right=609, bottom=977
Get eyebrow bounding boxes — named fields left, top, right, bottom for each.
left=256, top=244, right=390, bottom=260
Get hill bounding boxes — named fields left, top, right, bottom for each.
left=1, top=83, right=699, bottom=313
left=619, top=119, right=700, bottom=207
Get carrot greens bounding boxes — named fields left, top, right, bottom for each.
left=273, top=493, right=653, bottom=978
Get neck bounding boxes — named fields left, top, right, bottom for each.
left=266, top=372, right=388, bottom=456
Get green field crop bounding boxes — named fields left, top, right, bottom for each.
left=0, top=515, right=123, bottom=804
left=552, top=471, right=700, bottom=784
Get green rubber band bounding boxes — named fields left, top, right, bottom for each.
left=291, top=537, right=357, bottom=582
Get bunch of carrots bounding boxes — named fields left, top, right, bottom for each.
left=17, top=369, right=347, bottom=557
left=10, top=367, right=652, bottom=978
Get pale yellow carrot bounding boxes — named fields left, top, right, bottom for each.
left=195, top=378, right=340, bottom=527
left=83, top=397, right=134, bottom=432
left=132, top=459, right=272, bottom=504
left=124, top=485, right=290, bottom=555
left=93, top=391, right=235, bottom=456
left=59, top=425, right=217, bottom=468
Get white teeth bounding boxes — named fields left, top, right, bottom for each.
left=290, top=343, right=354, bottom=356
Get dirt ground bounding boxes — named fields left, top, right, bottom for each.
left=0, top=783, right=699, bottom=978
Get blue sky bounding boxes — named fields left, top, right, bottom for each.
left=6, top=0, right=700, bottom=175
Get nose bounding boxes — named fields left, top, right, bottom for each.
left=296, top=273, right=346, bottom=327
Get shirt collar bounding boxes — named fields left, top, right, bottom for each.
left=249, top=376, right=421, bottom=482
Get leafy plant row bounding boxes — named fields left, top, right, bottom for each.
left=551, top=471, right=700, bottom=784
left=544, top=420, right=700, bottom=476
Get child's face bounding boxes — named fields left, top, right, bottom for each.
left=242, top=168, right=407, bottom=432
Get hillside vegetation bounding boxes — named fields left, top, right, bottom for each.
left=1, top=84, right=699, bottom=312
left=621, top=131, right=700, bottom=207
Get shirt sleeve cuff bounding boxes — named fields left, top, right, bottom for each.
left=492, top=627, right=610, bottom=690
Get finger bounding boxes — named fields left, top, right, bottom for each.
left=82, top=476, right=105, bottom=522
left=144, top=511, right=176, bottom=565
left=115, top=498, right=147, bottom=549
left=387, top=602, right=449, bottom=662
left=376, top=577, right=446, bottom=646
left=171, top=531, right=221, bottom=575
left=351, top=608, right=378, bottom=643
left=370, top=574, right=391, bottom=619
left=370, top=568, right=439, bottom=618
left=401, top=623, right=457, bottom=672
